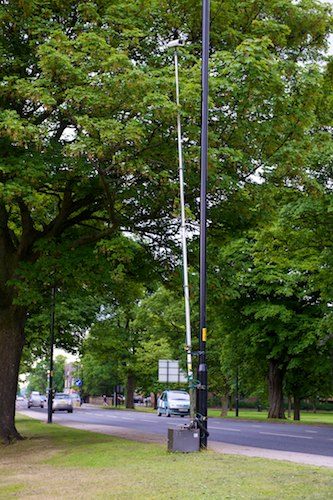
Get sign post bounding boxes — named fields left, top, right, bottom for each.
left=196, top=0, right=210, bottom=448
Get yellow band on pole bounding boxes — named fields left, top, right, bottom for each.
left=202, top=328, right=207, bottom=342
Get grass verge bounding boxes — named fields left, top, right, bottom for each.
left=0, top=415, right=332, bottom=499
left=207, top=409, right=333, bottom=425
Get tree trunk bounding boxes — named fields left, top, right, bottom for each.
left=220, top=394, right=229, bottom=417
left=152, top=392, right=158, bottom=410
left=293, top=396, right=301, bottom=421
left=311, top=399, right=317, bottom=413
left=287, top=396, right=292, bottom=418
left=0, top=304, right=26, bottom=443
left=125, top=373, right=135, bottom=409
left=268, top=360, right=286, bottom=419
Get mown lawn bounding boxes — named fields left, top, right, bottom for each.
left=0, top=415, right=332, bottom=499
left=207, top=408, right=333, bottom=426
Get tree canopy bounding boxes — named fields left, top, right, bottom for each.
left=1, top=0, right=332, bottom=441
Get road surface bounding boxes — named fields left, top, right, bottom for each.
left=17, top=403, right=333, bottom=468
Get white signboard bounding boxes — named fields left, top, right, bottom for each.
left=158, top=360, right=187, bottom=383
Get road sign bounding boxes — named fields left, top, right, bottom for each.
left=75, top=379, right=82, bottom=387
left=158, top=360, right=187, bottom=383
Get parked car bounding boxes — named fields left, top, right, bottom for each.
left=52, top=393, right=73, bottom=413
left=133, top=395, right=144, bottom=404
left=157, top=390, right=190, bottom=417
left=70, top=393, right=81, bottom=406
left=28, top=391, right=44, bottom=408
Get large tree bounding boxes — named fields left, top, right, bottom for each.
left=202, top=0, right=333, bottom=418
left=211, top=179, right=333, bottom=418
left=0, top=0, right=185, bottom=442
left=1, top=0, right=331, bottom=441
left=82, top=303, right=145, bottom=409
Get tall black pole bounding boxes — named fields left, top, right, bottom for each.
left=196, top=0, right=210, bottom=448
left=235, top=366, right=239, bottom=417
left=47, top=286, right=55, bottom=423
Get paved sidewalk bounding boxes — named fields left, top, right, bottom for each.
left=209, top=441, right=333, bottom=469
left=19, top=409, right=333, bottom=469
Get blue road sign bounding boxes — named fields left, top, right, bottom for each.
left=75, top=379, right=82, bottom=387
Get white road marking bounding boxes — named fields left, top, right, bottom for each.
left=260, top=432, right=313, bottom=440
left=209, top=426, right=241, bottom=432
left=305, top=430, right=318, bottom=434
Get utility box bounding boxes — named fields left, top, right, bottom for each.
left=167, top=427, right=200, bottom=452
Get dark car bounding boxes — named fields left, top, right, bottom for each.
left=133, top=395, right=144, bottom=404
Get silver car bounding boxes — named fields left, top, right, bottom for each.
left=157, top=390, right=190, bottom=417
left=28, top=391, right=44, bottom=408
left=52, top=393, right=73, bottom=413
left=70, top=393, right=81, bottom=407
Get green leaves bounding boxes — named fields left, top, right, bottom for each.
left=0, top=0, right=332, bottom=429
left=0, top=110, right=39, bottom=146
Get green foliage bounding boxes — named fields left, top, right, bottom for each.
left=81, top=353, right=118, bottom=396
left=25, top=354, right=66, bottom=394
left=1, top=0, right=332, bottom=440
left=81, top=298, right=146, bottom=396
left=134, top=287, right=190, bottom=348
left=81, top=285, right=193, bottom=396
left=25, top=359, right=49, bottom=395
left=132, top=336, right=173, bottom=395
left=208, top=178, right=333, bottom=412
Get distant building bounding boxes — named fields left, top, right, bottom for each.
left=64, top=362, right=76, bottom=393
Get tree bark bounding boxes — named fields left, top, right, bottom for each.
left=293, top=396, right=301, bottom=421
left=268, top=360, right=286, bottom=419
left=311, top=399, right=317, bottom=413
left=220, top=394, right=229, bottom=417
left=125, top=373, right=135, bottom=409
left=0, top=304, right=26, bottom=443
left=288, top=396, right=292, bottom=418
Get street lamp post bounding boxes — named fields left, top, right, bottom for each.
left=196, top=0, right=210, bottom=448
left=47, top=285, right=55, bottom=424
left=166, top=39, right=194, bottom=419
left=235, top=367, right=239, bottom=417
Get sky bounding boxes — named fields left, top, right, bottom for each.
left=54, top=348, right=78, bottom=363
